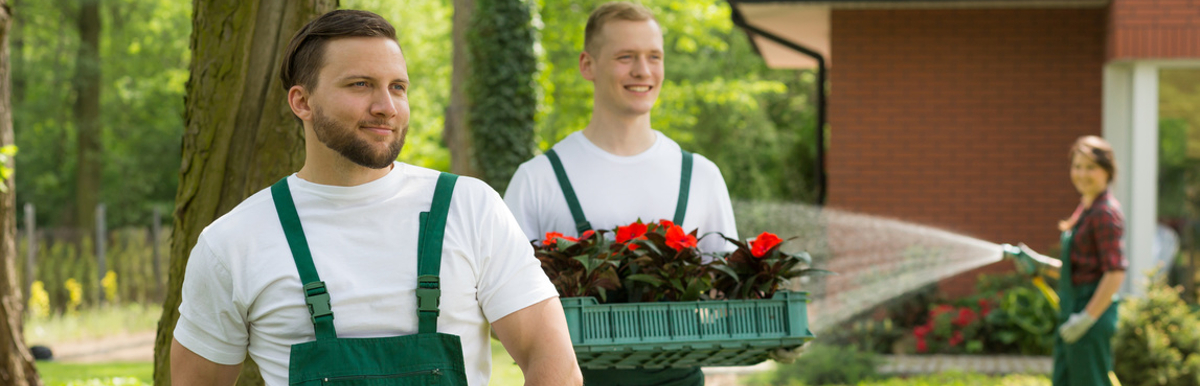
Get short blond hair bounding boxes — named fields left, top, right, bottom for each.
left=584, top=2, right=657, bottom=54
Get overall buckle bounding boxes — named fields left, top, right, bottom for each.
left=303, top=281, right=333, bottom=324
left=416, top=275, right=441, bottom=316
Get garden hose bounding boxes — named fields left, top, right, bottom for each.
left=1031, top=276, right=1060, bottom=312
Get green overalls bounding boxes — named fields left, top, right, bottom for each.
left=1051, top=219, right=1120, bottom=386
left=270, top=173, right=470, bottom=385
left=545, top=149, right=704, bottom=386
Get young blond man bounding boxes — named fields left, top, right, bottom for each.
left=504, top=3, right=738, bottom=385
left=170, top=10, right=581, bottom=386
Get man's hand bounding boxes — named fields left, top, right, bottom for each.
left=1059, top=312, right=1097, bottom=344
left=492, top=297, right=583, bottom=386
left=769, top=341, right=811, bottom=364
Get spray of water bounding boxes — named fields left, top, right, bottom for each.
left=733, top=200, right=1005, bottom=334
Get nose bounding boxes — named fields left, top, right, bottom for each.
left=631, top=56, right=650, bottom=78
left=369, top=88, right=398, bottom=119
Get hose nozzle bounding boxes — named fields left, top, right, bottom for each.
left=1000, top=243, right=1040, bottom=276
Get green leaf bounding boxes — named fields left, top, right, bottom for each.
left=626, top=274, right=665, bottom=287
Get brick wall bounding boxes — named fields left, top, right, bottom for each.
left=1109, top=0, right=1200, bottom=60
left=828, top=9, right=1107, bottom=295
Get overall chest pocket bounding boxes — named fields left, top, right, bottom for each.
left=319, top=368, right=444, bottom=385
left=289, top=334, right=468, bottom=386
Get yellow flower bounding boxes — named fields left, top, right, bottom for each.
left=28, top=281, right=49, bottom=319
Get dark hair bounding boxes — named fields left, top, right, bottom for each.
left=279, top=10, right=398, bottom=92
left=584, top=2, right=657, bottom=55
left=1070, top=135, right=1116, bottom=182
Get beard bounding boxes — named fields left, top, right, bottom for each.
left=311, top=106, right=407, bottom=169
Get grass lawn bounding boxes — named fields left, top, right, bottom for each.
left=35, top=361, right=152, bottom=386
left=741, top=370, right=1051, bottom=386
left=25, top=304, right=162, bottom=346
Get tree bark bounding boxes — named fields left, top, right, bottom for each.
left=153, top=1, right=336, bottom=385
left=445, top=0, right=477, bottom=177
left=0, top=1, right=42, bottom=384
left=72, top=0, right=100, bottom=238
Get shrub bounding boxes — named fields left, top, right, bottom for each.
left=1113, top=283, right=1200, bottom=386
left=766, top=343, right=881, bottom=386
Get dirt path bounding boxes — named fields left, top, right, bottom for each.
left=41, top=330, right=156, bottom=363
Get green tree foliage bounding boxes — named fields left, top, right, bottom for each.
left=467, top=0, right=538, bottom=192
left=1158, top=70, right=1200, bottom=221
left=13, top=0, right=190, bottom=229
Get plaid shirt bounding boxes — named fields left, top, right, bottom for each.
left=1068, top=190, right=1128, bottom=285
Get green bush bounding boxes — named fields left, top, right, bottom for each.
left=1113, top=283, right=1200, bottom=386
left=764, top=343, right=881, bottom=386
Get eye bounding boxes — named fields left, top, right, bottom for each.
left=352, top=81, right=368, bottom=87
left=391, top=83, right=407, bottom=92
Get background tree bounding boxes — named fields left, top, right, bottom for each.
left=0, top=0, right=41, bottom=384
left=72, top=0, right=101, bottom=240
left=14, top=0, right=190, bottom=232
left=445, top=0, right=478, bottom=177
left=152, top=1, right=336, bottom=385
left=466, top=0, right=538, bottom=192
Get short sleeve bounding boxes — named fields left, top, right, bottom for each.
left=695, top=155, right=738, bottom=254
left=472, top=181, right=558, bottom=322
left=503, top=162, right=543, bottom=242
left=1093, top=207, right=1127, bottom=272
left=174, top=236, right=250, bottom=365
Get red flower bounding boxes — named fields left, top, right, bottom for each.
left=750, top=232, right=783, bottom=258
left=659, top=220, right=676, bottom=230
left=665, top=225, right=698, bottom=251
left=616, top=222, right=648, bottom=244
left=949, top=331, right=964, bottom=347
left=978, top=299, right=992, bottom=317
left=542, top=232, right=577, bottom=246
left=915, top=338, right=928, bottom=353
left=581, top=230, right=595, bottom=239
left=931, top=304, right=955, bottom=318
left=913, top=325, right=931, bottom=339
left=952, top=307, right=976, bottom=327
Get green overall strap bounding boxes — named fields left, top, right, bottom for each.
left=270, top=178, right=337, bottom=341
left=673, top=151, right=693, bottom=225
left=544, top=149, right=592, bottom=235
left=417, top=173, right=458, bottom=334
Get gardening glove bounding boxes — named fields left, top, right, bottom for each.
left=1001, top=243, right=1052, bottom=276
left=1058, top=312, right=1097, bottom=344
left=769, top=341, right=811, bottom=364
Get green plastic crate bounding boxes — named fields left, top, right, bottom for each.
left=560, top=291, right=815, bottom=369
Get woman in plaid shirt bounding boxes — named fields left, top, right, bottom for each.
left=1011, top=135, right=1127, bottom=386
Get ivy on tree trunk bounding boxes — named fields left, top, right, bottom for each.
left=466, top=0, right=538, bottom=193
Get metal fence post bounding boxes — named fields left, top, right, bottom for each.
left=24, top=203, right=34, bottom=310
left=96, top=203, right=106, bottom=305
left=152, top=206, right=162, bottom=297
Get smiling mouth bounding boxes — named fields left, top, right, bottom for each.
left=625, top=85, right=652, bottom=92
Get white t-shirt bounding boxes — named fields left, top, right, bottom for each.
left=174, top=162, right=557, bottom=386
left=504, top=131, right=738, bottom=253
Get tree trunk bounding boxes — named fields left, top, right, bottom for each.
left=72, top=0, right=100, bottom=239
left=153, top=1, right=336, bottom=385
left=445, top=0, right=477, bottom=177
left=0, top=1, right=42, bottom=384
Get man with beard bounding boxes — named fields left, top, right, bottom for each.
left=169, top=10, right=581, bottom=386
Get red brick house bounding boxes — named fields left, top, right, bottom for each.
left=728, top=0, right=1200, bottom=297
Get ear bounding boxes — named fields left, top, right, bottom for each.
left=579, top=51, right=595, bottom=82
left=288, top=85, right=313, bottom=122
